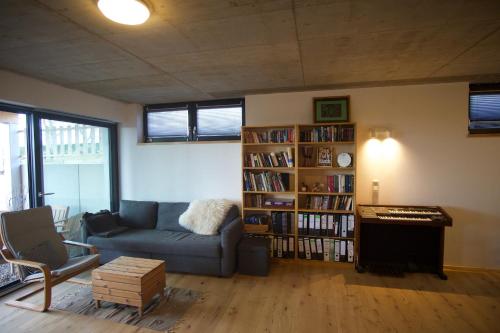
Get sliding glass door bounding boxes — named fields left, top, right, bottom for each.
left=0, top=110, right=31, bottom=290
left=39, top=118, right=113, bottom=254
left=0, top=102, right=118, bottom=292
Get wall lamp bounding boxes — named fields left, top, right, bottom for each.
left=369, top=128, right=391, bottom=140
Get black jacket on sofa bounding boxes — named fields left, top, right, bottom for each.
left=82, top=200, right=242, bottom=277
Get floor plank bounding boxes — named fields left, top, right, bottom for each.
left=0, top=261, right=499, bottom=333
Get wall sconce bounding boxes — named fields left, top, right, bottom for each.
left=369, top=128, right=391, bottom=140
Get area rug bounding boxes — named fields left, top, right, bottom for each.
left=52, top=284, right=202, bottom=332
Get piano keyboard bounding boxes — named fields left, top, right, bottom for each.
left=378, top=215, right=432, bottom=222
left=387, top=209, right=442, bottom=216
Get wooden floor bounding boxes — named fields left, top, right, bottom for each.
left=0, top=261, right=499, bottom=333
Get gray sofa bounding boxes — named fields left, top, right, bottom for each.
left=82, top=200, right=242, bottom=277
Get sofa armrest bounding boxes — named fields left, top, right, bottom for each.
left=220, top=216, right=243, bottom=277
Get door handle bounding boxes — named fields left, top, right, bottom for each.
left=38, top=192, right=55, bottom=198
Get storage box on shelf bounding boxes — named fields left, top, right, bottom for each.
left=241, top=123, right=356, bottom=264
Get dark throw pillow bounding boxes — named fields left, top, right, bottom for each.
left=83, top=210, right=128, bottom=237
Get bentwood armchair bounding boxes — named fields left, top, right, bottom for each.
left=0, top=206, right=99, bottom=312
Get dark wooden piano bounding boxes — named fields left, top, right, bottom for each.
left=356, top=205, right=452, bottom=279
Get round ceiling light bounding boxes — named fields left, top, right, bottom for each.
left=97, top=0, right=150, bottom=25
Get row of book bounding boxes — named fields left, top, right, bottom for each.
left=244, top=195, right=294, bottom=208
left=271, top=235, right=295, bottom=258
left=306, top=195, right=353, bottom=211
left=298, top=213, right=354, bottom=237
left=298, top=237, right=354, bottom=262
left=244, top=129, right=294, bottom=144
left=326, top=174, right=355, bottom=193
left=271, top=212, right=294, bottom=234
left=244, top=150, right=294, bottom=168
left=244, top=196, right=294, bottom=209
left=300, top=125, right=355, bottom=142
left=243, top=171, right=290, bottom=192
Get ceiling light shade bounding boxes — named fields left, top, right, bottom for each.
left=98, top=0, right=150, bottom=25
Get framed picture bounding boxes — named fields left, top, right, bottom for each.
left=313, top=96, right=350, bottom=123
left=317, top=147, right=332, bottom=167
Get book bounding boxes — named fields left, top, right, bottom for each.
left=347, top=215, right=355, bottom=238
left=341, top=215, right=348, bottom=238
left=298, top=238, right=305, bottom=258
left=316, top=238, right=323, bottom=261
left=244, top=128, right=294, bottom=143
left=347, top=240, right=354, bottom=263
left=298, top=213, right=304, bottom=235
left=271, top=212, right=294, bottom=234
left=327, top=214, right=334, bottom=236
left=245, top=151, right=294, bottom=168
left=310, top=238, right=317, bottom=260
left=299, top=125, right=355, bottom=142
left=304, top=237, right=311, bottom=260
left=321, top=214, right=327, bottom=236
left=277, top=237, right=283, bottom=258
left=329, top=239, right=335, bottom=262
left=314, top=214, right=321, bottom=236
left=334, top=240, right=340, bottom=262
left=243, top=171, right=290, bottom=192
left=288, top=236, right=295, bottom=258
left=340, top=240, right=347, bottom=262
left=323, top=238, right=330, bottom=262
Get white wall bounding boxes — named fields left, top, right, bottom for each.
left=119, top=125, right=241, bottom=202
left=0, top=70, right=134, bottom=123
left=0, top=69, right=137, bottom=202
left=2, top=69, right=498, bottom=269
left=245, top=82, right=500, bottom=269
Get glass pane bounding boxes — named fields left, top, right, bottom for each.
left=41, top=119, right=111, bottom=256
left=197, top=106, right=242, bottom=137
left=147, top=109, right=189, bottom=137
left=469, top=94, right=500, bottom=121
left=0, top=111, right=29, bottom=288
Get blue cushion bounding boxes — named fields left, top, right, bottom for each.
left=156, top=202, right=190, bottom=232
left=88, top=229, right=221, bottom=258
left=119, top=200, right=158, bottom=229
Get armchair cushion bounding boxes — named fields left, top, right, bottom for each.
left=119, top=200, right=158, bottom=229
left=23, top=254, right=99, bottom=282
left=1, top=206, right=68, bottom=280
left=17, top=240, right=67, bottom=271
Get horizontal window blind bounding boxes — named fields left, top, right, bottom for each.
left=146, top=109, right=189, bottom=138
left=469, top=90, right=500, bottom=134
left=469, top=94, right=500, bottom=121
left=197, top=106, right=242, bottom=137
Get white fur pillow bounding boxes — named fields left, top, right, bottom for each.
left=179, top=199, right=233, bottom=235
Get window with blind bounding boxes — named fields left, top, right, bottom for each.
left=469, top=83, right=500, bottom=135
left=144, top=99, right=244, bottom=142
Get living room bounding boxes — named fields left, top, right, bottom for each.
left=0, top=1, right=499, bottom=332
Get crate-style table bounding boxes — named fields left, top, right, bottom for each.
left=92, top=256, right=166, bottom=316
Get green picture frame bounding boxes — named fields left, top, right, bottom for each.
left=313, top=96, right=350, bottom=123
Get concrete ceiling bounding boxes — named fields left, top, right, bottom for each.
left=1, top=0, right=500, bottom=104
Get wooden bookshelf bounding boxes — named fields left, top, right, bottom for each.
left=241, top=123, right=357, bottom=264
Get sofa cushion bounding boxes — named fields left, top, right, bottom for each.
left=82, top=210, right=128, bottom=237
left=156, top=202, right=190, bottom=232
left=119, top=200, right=158, bottom=229
left=88, top=229, right=221, bottom=258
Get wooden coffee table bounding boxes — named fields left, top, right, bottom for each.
left=92, top=256, right=166, bottom=316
